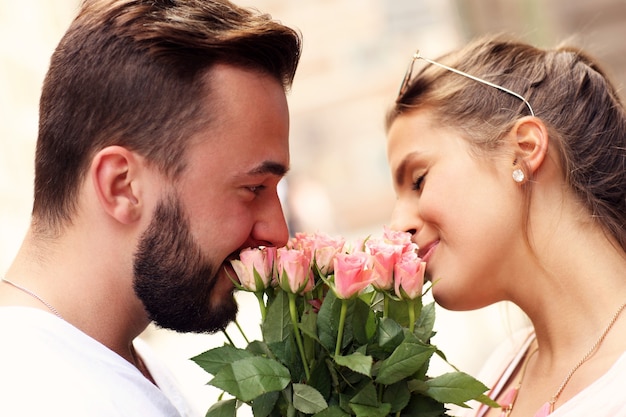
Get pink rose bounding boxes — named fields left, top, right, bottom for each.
left=276, top=247, right=314, bottom=295
left=311, top=232, right=345, bottom=275
left=383, top=226, right=418, bottom=254
left=231, top=246, right=276, bottom=292
left=333, top=252, right=374, bottom=299
left=288, top=232, right=345, bottom=275
left=394, top=251, right=426, bottom=300
left=287, top=232, right=313, bottom=255
left=366, top=238, right=404, bottom=291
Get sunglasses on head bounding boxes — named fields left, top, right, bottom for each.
left=397, top=50, right=535, bottom=117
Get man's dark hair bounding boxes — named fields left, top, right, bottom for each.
left=33, top=0, right=302, bottom=234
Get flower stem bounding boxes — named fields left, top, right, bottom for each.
left=408, top=299, right=416, bottom=333
left=383, top=292, right=389, bottom=318
left=335, top=299, right=348, bottom=357
left=255, top=291, right=267, bottom=322
left=222, top=329, right=236, bottom=346
left=234, top=320, right=250, bottom=345
left=317, top=283, right=325, bottom=301
left=288, top=292, right=310, bottom=380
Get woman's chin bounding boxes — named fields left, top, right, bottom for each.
left=430, top=282, right=463, bottom=311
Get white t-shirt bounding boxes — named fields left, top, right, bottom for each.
left=0, top=307, right=198, bottom=416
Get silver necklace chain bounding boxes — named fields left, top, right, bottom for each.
left=1, top=277, right=63, bottom=319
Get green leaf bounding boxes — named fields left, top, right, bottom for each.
left=308, top=356, right=332, bottom=399
left=209, top=356, right=291, bottom=402
left=253, top=268, right=266, bottom=293
left=333, top=352, right=372, bottom=377
left=401, top=394, right=447, bottom=417
left=301, top=302, right=320, bottom=366
left=246, top=340, right=274, bottom=358
left=387, top=297, right=421, bottom=328
left=477, top=393, right=501, bottom=408
left=262, top=290, right=291, bottom=344
left=382, top=381, right=410, bottom=413
left=407, top=378, right=428, bottom=393
left=376, top=342, right=435, bottom=385
left=351, top=297, right=377, bottom=344
left=317, top=290, right=342, bottom=352
left=349, top=382, right=378, bottom=407
left=377, top=317, right=405, bottom=353
left=299, top=303, right=320, bottom=342
left=205, top=399, right=237, bottom=417
left=251, top=391, right=279, bottom=417
left=191, top=345, right=254, bottom=375
left=424, top=371, right=495, bottom=408
left=358, top=290, right=378, bottom=306
left=349, top=403, right=391, bottom=417
left=313, top=405, right=350, bottom=417
left=293, top=383, right=328, bottom=414
left=414, top=302, right=436, bottom=342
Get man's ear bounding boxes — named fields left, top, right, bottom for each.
left=90, top=146, right=143, bottom=225
left=510, top=116, right=549, bottom=177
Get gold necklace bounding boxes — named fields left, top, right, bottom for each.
left=502, top=301, right=626, bottom=417
left=1, top=277, right=63, bottom=319
left=499, top=346, right=538, bottom=416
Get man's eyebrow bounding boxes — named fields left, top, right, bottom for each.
left=394, top=151, right=419, bottom=187
left=246, top=161, right=289, bottom=177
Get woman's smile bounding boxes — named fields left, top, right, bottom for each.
left=418, top=240, right=439, bottom=263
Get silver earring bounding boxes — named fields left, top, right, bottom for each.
left=512, top=168, right=525, bottom=183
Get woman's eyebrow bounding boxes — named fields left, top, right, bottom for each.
left=394, top=151, right=419, bottom=186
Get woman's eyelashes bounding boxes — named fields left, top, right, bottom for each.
left=412, top=174, right=426, bottom=191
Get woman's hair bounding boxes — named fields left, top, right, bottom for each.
left=33, top=0, right=302, bottom=234
left=387, top=35, right=626, bottom=252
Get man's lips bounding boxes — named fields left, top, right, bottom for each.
left=221, top=259, right=239, bottom=287
left=418, top=241, right=439, bottom=263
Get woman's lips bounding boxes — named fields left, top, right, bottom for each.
left=418, top=241, right=439, bottom=263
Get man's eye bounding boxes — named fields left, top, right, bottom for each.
left=412, top=175, right=425, bottom=191
left=248, top=185, right=266, bottom=194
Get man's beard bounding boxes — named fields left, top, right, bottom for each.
left=133, top=194, right=238, bottom=333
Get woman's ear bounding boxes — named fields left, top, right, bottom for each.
left=90, top=146, right=143, bottom=225
left=510, top=116, right=549, bottom=178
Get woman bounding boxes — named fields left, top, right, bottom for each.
left=386, top=35, right=626, bottom=416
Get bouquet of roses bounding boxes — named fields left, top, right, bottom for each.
left=192, top=227, right=497, bottom=417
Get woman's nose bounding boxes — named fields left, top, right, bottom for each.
left=390, top=198, right=421, bottom=236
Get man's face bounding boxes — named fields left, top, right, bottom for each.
left=133, top=64, right=291, bottom=333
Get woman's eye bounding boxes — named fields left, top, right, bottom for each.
left=412, top=175, right=425, bottom=191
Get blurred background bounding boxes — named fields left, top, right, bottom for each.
left=1, top=0, right=625, bottom=414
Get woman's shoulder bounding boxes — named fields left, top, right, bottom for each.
left=552, top=350, right=626, bottom=416
left=476, top=326, right=535, bottom=388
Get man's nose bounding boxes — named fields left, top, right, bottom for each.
left=250, top=197, right=289, bottom=248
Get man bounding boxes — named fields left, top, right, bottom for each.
left=0, top=0, right=301, bottom=415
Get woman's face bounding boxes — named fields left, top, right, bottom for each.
left=386, top=109, right=524, bottom=310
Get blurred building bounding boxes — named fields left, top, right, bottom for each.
left=253, top=0, right=626, bottom=237
left=2, top=0, right=624, bottom=260
left=457, top=0, right=626, bottom=90
left=261, top=0, right=463, bottom=237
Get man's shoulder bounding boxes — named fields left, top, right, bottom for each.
left=0, top=307, right=183, bottom=416
left=0, top=306, right=109, bottom=364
